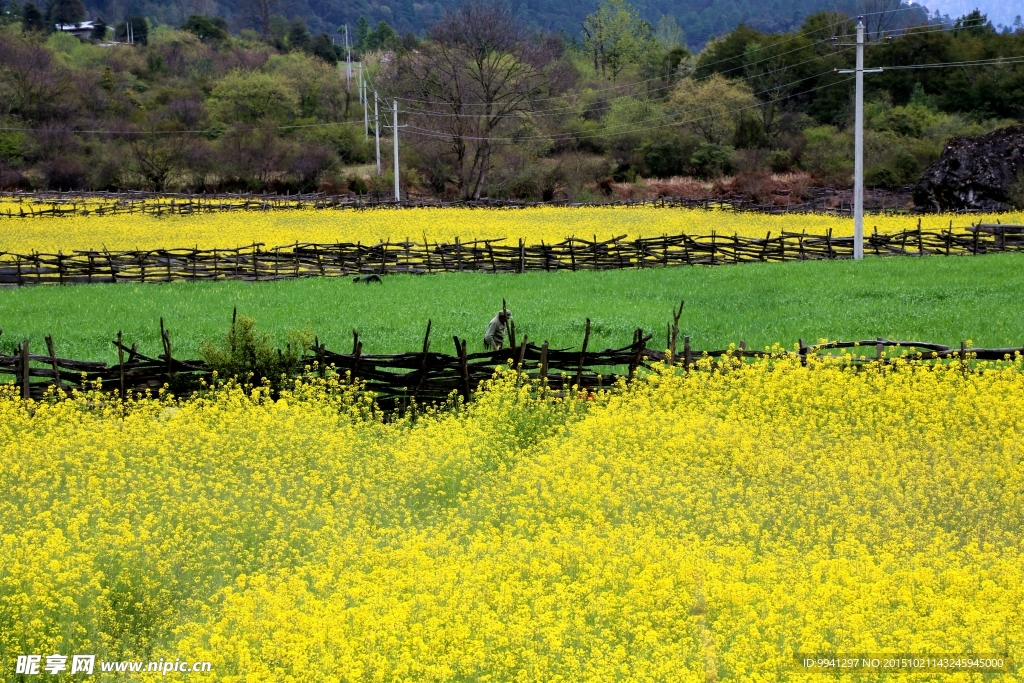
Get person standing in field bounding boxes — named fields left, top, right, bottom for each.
left=484, top=310, right=511, bottom=350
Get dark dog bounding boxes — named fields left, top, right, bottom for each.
left=353, top=274, right=383, bottom=284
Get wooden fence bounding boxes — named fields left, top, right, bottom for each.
left=1, top=320, right=1019, bottom=410
left=0, top=188, right=914, bottom=218
left=3, top=224, right=1023, bottom=286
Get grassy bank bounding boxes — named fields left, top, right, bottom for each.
left=1, top=253, right=1022, bottom=362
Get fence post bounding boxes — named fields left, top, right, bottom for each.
left=413, top=319, right=432, bottom=399
left=519, top=238, right=526, bottom=274
left=575, top=318, right=591, bottom=389
left=539, top=341, right=549, bottom=383
left=683, top=335, right=692, bottom=372
left=669, top=299, right=684, bottom=364
left=160, top=318, right=172, bottom=381
left=628, top=328, right=645, bottom=382
left=799, top=338, right=807, bottom=367
left=45, top=335, right=61, bottom=392
left=117, top=330, right=126, bottom=400
left=454, top=337, right=470, bottom=402
left=514, top=334, right=528, bottom=380
left=351, top=330, right=362, bottom=384
left=20, top=340, right=30, bottom=399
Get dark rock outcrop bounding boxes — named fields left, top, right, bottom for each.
left=913, top=124, right=1024, bottom=211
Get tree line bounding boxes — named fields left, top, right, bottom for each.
left=1, top=0, right=1022, bottom=201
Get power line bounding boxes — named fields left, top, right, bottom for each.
left=394, top=17, right=860, bottom=109
left=399, top=47, right=856, bottom=120
left=876, top=55, right=1024, bottom=69
left=403, top=76, right=856, bottom=144
left=0, top=119, right=366, bottom=135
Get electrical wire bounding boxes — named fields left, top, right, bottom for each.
left=878, top=55, right=1024, bottom=69
left=399, top=46, right=856, bottom=118
left=0, top=119, right=366, bottom=135
left=403, top=76, right=855, bottom=143
left=392, top=12, right=865, bottom=108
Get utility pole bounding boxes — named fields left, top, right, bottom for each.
left=358, top=63, right=363, bottom=105
left=393, top=99, right=400, bottom=203
left=854, top=16, right=865, bottom=260
left=363, top=79, right=369, bottom=139
left=374, top=92, right=381, bottom=176
left=837, top=16, right=882, bottom=261
left=345, top=25, right=352, bottom=88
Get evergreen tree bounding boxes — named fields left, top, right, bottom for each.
left=2, top=0, right=24, bottom=26
left=354, top=15, right=370, bottom=51
left=89, top=16, right=106, bottom=39
left=287, top=18, right=311, bottom=51
left=311, top=32, right=337, bottom=64
left=21, top=1, right=46, bottom=31
left=46, top=0, right=85, bottom=26
left=115, top=15, right=148, bottom=43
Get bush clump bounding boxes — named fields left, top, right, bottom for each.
left=200, top=315, right=314, bottom=393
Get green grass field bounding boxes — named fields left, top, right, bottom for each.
left=1, top=253, right=1023, bottom=363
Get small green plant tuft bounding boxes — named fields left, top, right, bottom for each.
left=200, top=314, right=314, bottom=393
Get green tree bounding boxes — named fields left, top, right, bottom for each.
left=21, top=2, right=46, bottom=31
left=311, top=33, right=336, bottom=64
left=209, top=70, right=298, bottom=124
left=581, top=0, right=651, bottom=80
left=182, top=15, right=229, bottom=42
left=115, top=16, right=148, bottom=44
left=287, top=18, right=311, bottom=51
left=667, top=74, right=756, bottom=145
left=89, top=18, right=106, bottom=40
left=366, top=20, right=397, bottom=51
left=45, top=0, right=85, bottom=26
left=654, top=15, right=683, bottom=50
left=2, top=0, right=23, bottom=25
left=354, top=15, right=370, bottom=51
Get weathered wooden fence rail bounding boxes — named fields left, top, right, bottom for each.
left=3, top=225, right=1023, bottom=286
left=1, top=326, right=1018, bottom=409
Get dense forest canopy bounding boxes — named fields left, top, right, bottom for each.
left=4, top=0, right=982, bottom=49
left=1, top=0, right=1022, bottom=201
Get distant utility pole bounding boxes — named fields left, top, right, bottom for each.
left=374, top=92, right=381, bottom=176
left=345, top=25, right=352, bottom=87
left=393, top=99, right=400, bottom=203
left=358, top=63, right=363, bottom=105
left=837, top=16, right=882, bottom=260
left=363, top=79, right=369, bottom=139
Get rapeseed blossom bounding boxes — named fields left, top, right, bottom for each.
left=0, top=357, right=1021, bottom=681
left=2, top=205, right=1020, bottom=253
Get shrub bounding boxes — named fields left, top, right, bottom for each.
left=800, top=126, right=852, bottom=187
left=689, top=143, right=733, bottom=179
left=200, top=315, right=314, bottom=395
left=766, top=149, right=793, bottom=173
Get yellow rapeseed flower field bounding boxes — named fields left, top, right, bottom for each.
left=2, top=205, right=1021, bottom=253
left=1, top=355, right=1021, bottom=681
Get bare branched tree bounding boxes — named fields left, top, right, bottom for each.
left=123, top=116, right=194, bottom=190
left=0, top=36, right=72, bottom=121
left=859, top=0, right=903, bottom=41
left=243, top=0, right=278, bottom=39
left=392, top=1, right=552, bottom=199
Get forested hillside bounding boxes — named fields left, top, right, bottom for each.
left=1, top=0, right=1022, bottom=201
left=33, top=0, right=930, bottom=49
